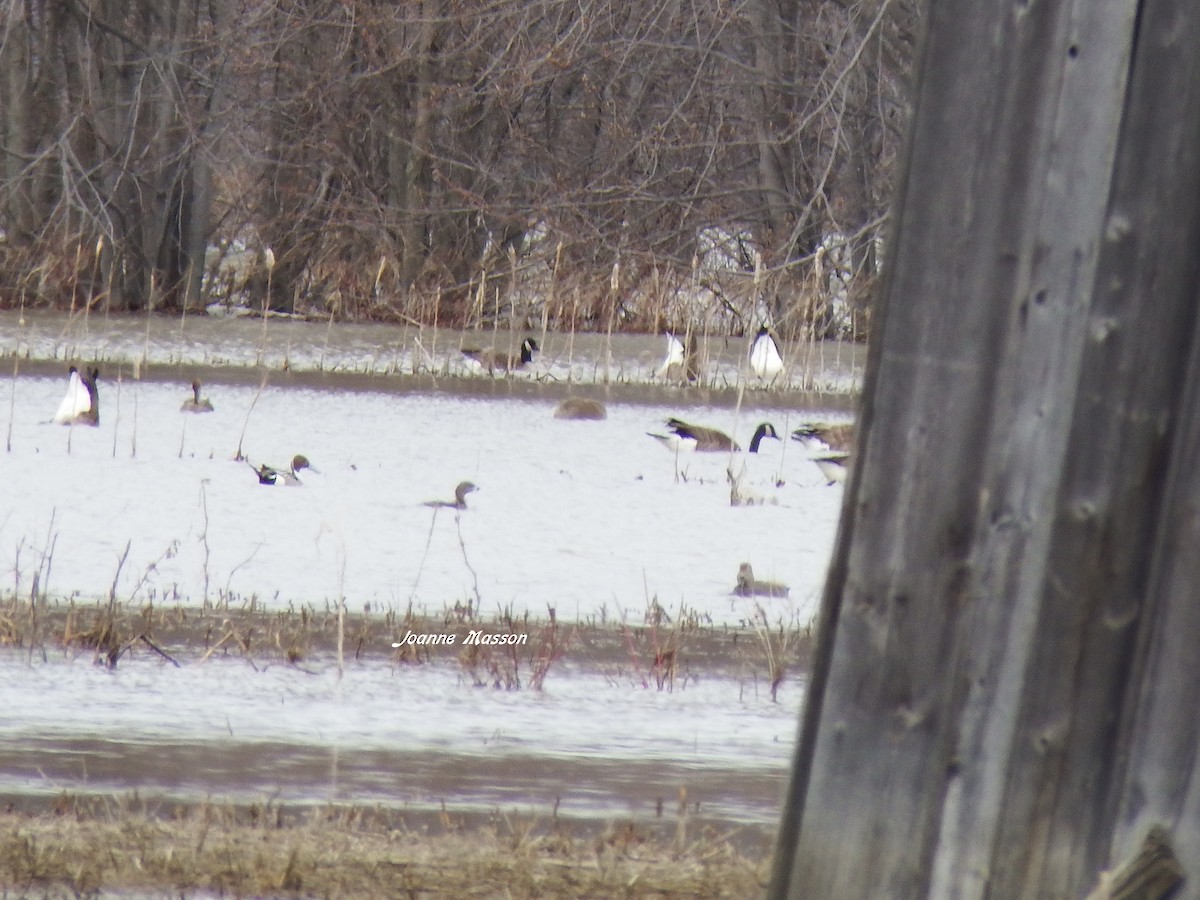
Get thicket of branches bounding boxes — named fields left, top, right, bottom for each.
left=0, top=0, right=918, bottom=339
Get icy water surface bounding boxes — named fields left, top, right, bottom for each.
left=3, top=374, right=844, bottom=626
left=0, top=313, right=857, bottom=834
left=0, top=652, right=802, bottom=830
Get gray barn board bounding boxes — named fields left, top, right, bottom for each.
left=769, top=1, right=1200, bottom=898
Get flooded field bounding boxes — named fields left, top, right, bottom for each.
left=2, top=374, right=844, bottom=626
left=0, top=312, right=858, bottom=872
left=1, top=308, right=867, bottom=392
left=0, top=642, right=803, bottom=833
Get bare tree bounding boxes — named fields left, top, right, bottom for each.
left=0, top=0, right=232, bottom=311
left=0, top=0, right=920, bottom=333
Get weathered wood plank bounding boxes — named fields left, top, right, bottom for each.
left=974, top=3, right=1200, bottom=895
left=770, top=0, right=1200, bottom=898
left=1102, top=4, right=1200, bottom=885
left=926, top=7, right=1141, bottom=896
left=1084, top=826, right=1183, bottom=900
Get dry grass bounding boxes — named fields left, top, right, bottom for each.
left=0, top=801, right=768, bottom=898
left=746, top=602, right=808, bottom=702
left=0, top=594, right=812, bottom=693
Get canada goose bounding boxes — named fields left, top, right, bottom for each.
left=791, top=424, right=855, bottom=485
left=649, top=418, right=779, bottom=453
left=657, top=332, right=699, bottom=382
left=424, top=481, right=478, bottom=509
left=554, top=397, right=607, bottom=420
left=180, top=379, right=214, bottom=413
left=733, top=563, right=789, bottom=598
left=253, top=454, right=317, bottom=486
left=809, top=453, right=850, bottom=485
left=791, top=423, right=855, bottom=453
left=462, top=338, right=538, bottom=374
left=52, top=366, right=100, bottom=426
left=749, top=327, right=785, bottom=383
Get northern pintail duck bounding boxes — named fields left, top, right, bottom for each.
left=461, top=338, right=538, bottom=374
left=748, top=327, right=785, bottom=383
left=657, top=332, right=699, bottom=382
left=424, top=481, right=478, bottom=509
left=792, top=423, right=854, bottom=484
left=253, top=454, right=317, bottom=486
left=52, top=366, right=100, bottom=426
left=180, top=379, right=214, bottom=413
left=733, top=563, right=789, bottom=598
left=554, top=397, right=607, bottom=420
left=649, top=418, right=779, bottom=453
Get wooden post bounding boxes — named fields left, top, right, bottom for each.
left=769, top=1, right=1200, bottom=898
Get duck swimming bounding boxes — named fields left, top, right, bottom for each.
left=253, top=454, right=317, bottom=486
left=424, top=481, right=478, bottom=509
left=52, top=366, right=99, bottom=426
left=180, top=379, right=214, bottom=413
left=732, top=563, right=789, bottom=598
left=462, top=338, right=538, bottom=374
left=649, top=418, right=779, bottom=453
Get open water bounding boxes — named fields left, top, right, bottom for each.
left=0, top=311, right=861, bottom=835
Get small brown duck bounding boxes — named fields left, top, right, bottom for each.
left=732, top=563, right=789, bottom=598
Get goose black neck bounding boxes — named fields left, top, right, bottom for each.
left=749, top=425, right=770, bottom=453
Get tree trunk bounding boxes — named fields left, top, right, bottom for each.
left=397, top=0, right=437, bottom=288
left=770, top=0, right=1200, bottom=897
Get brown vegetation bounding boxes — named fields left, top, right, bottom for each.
left=0, top=800, right=768, bottom=898
left=0, top=0, right=918, bottom=340
left=0, top=593, right=811, bottom=691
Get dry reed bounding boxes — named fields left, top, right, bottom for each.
left=0, top=799, right=767, bottom=898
